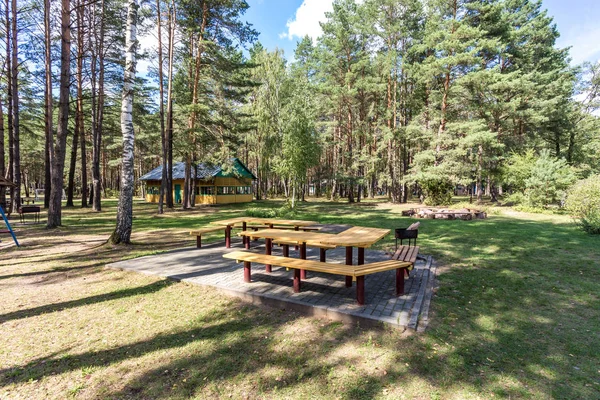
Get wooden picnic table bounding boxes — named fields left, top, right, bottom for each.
left=238, top=229, right=334, bottom=278
left=239, top=226, right=390, bottom=287
left=211, top=217, right=319, bottom=248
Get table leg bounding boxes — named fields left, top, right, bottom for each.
left=396, top=268, right=405, bottom=296
left=293, top=268, right=301, bottom=292
left=320, top=248, right=326, bottom=262
left=345, top=246, right=353, bottom=287
left=282, top=244, right=289, bottom=257
left=225, top=225, right=231, bottom=248
left=358, top=247, right=365, bottom=265
left=265, top=238, right=272, bottom=272
left=244, top=261, right=251, bottom=283
left=196, top=236, right=202, bottom=248
left=300, top=243, right=307, bottom=279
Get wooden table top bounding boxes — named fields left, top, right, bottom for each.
left=319, top=226, right=391, bottom=248
left=239, top=226, right=390, bottom=248
left=212, top=217, right=319, bottom=227
left=237, top=229, right=333, bottom=244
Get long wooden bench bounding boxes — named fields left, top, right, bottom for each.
left=241, top=224, right=322, bottom=232
left=223, top=251, right=411, bottom=305
left=189, top=226, right=227, bottom=248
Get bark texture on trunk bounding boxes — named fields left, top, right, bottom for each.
left=10, top=0, right=21, bottom=213
left=91, top=0, right=105, bottom=211
left=110, top=0, right=138, bottom=244
left=156, top=0, right=166, bottom=214
left=47, top=0, right=71, bottom=228
left=165, top=0, right=176, bottom=208
left=44, top=0, right=53, bottom=208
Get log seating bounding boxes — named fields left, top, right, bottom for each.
left=222, top=250, right=412, bottom=305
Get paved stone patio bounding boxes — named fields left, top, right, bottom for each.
left=108, top=231, right=436, bottom=331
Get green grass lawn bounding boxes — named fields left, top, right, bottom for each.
left=1, top=198, right=598, bottom=399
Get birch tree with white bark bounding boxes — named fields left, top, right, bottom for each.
left=110, top=0, right=138, bottom=244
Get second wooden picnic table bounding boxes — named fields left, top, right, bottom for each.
left=211, top=217, right=319, bottom=247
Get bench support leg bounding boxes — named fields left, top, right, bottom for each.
left=396, top=268, right=405, bottom=296
left=282, top=244, right=289, bottom=257
left=293, top=268, right=301, bottom=292
left=356, top=276, right=365, bottom=305
left=265, top=238, right=272, bottom=272
left=345, top=246, right=353, bottom=287
left=300, top=243, right=307, bottom=279
left=244, top=261, right=251, bottom=283
left=358, top=247, right=365, bottom=265
left=196, top=236, right=202, bottom=248
left=243, top=222, right=248, bottom=248
left=225, top=226, right=231, bottom=248
left=320, top=248, right=326, bottom=262
left=253, top=227, right=258, bottom=241
left=294, top=226, right=299, bottom=250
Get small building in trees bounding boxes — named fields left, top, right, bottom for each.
left=140, top=158, right=256, bottom=204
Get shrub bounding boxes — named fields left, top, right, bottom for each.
left=245, top=207, right=278, bottom=218
left=421, top=178, right=453, bottom=206
left=523, top=151, right=576, bottom=207
left=503, top=192, right=526, bottom=206
left=244, top=205, right=297, bottom=219
left=566, top=175, right=600, bottom=234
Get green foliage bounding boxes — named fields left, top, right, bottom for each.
left=503, top=192, right=526, bottom=206
left=420, top=178, right=453, bottom=206
left=566, top=175, right=600, bottom=234
left=504, top=150, right=537, bottom=193
left=244, top=205, right=296, bottom=219
left=523, top=151, right=576, bottom=207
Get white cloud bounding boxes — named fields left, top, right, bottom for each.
left=279, top=0, right=334, bottom=42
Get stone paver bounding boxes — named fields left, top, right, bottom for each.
left=108, top=233, right=435, bottom=331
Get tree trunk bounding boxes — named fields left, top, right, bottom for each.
left=91, top=0, right=105, bottom=212
left=0, top=97, right=5, bottom=204
left=476, top=144, right=483, bottom=203
left=10, top=0, right=21, bottom=213
left=66, top=108, right=79, bottom=206
left=165, top=0, right=176, bottom=208
left=47, top=0, right=72, bottom=228
left=157, top=0, right=166, bottom=214
left=78, top=0, right=87, bottom=207
left=44, top=0, right=53, bottom=209
left=5, top=0, right=14, bottom=205
left=110, top=0, right=138, bottom=244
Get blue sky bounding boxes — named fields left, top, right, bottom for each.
left=243, top=0, right=600, bottom=65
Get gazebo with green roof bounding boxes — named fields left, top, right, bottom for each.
left=139, top=158, right=257, bottom=205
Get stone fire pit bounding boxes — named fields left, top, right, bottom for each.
left=401, top=207, right=486, bottom=220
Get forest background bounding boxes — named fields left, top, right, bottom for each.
left=0, top=0, right=599, bottom=226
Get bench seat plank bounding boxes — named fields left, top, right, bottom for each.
left=189, top=226, right=225, bottom=235
left=223, top=251, right=411, bottom=305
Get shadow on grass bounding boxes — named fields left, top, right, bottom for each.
left=0, top=280, right=173, bottom=324
left=2, top=200, right=599, bottom=398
